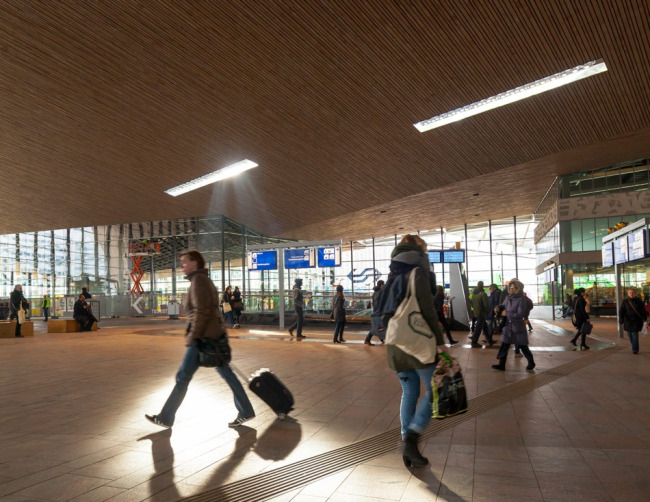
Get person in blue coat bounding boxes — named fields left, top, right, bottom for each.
left=491, top=279, right=535, bottom=372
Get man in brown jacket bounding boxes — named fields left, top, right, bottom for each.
left=146, top=250, right=255, bottom=428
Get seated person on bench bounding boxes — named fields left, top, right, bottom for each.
left=73, top=295, right=94, bottom=332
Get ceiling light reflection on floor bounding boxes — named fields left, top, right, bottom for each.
left=165, top=159, right=258, bottom=196
left=414, top=59, right=607, bottom=132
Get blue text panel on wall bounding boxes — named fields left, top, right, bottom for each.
left=602, top=241, right=614, bottom=268
left=443, top=250, right=465, bottom=263
left=285, top=248, right=316, bottom=269
left=628, top=229, right=649, bottom=261
left=247, top=251, right=278, bottom=271
left=427, top=251, right=442, bottom=263
left=614, top=238, right=629, bottom=265
left=318, top=247, right=341, bottom=267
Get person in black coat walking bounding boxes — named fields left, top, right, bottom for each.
left=570, top=288, right=591, bottom=350
left=9, top=285, right=29, bottom=338
left=619, top=287, right=647, bottom=354
left=365, top=280, right=385, bottom=345
left=332, top=285, right=346, bottom=343
left=434, top=285, right=458, bottom=345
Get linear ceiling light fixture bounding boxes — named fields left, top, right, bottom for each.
left=165, top=159, right=258, bottom=196
left=414, top=59, right=607, bottom=132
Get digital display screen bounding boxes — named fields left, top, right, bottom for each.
left=601, top=242, right=614, bottom=268
left=427, top=251, right=442, bottom=263
left=317, top=247, right=341, bottom=267
left=284, top=248, right=315, bottom=269
left=614, top=237, right=629, bottom=265
left=628, top=229, right=648, bottom=262
left=442, top=250, right=465, bottom=263
left=247, top=251, right=277, bottom=270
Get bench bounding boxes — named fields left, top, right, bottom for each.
left=47, top=319, right=98, bottom=333
left=0, top=320, right=35, bottom=338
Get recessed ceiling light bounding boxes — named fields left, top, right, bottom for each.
left=473, top=193, right=480, bottom=196
left=414, top=59, right=607, bottom=132
left=165, top=159, right=258, bottom=196
left=399, top=227, right=404, bottom=230
left=380, top=210, right=387, bottom=214
left=475, top=214, right=480, bottom=216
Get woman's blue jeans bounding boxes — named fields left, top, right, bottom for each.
left=158, top=346, right=254, bottom=426
left=224, top=311, right=234, bottom=326
left=628, top=331, right=639, bottom=353
left=397, top=365, right=436, bottom=437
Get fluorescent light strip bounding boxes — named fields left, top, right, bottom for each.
left=414, top=59, right=607, bottom=132
left=165, top=159, right=258, bottom=196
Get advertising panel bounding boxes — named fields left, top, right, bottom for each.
left=247, top=250, right=278, bottom=271
left=628, top=228, right=649, bottom=262
left=614, top=237, right=629, bottom=265
left=284, top=248, right=316, bottom=269
left=443, top=250, right=465, bottom=263
left=317, top=246, right=341, bottom=267
left=601, top=241, right=614, bottom=268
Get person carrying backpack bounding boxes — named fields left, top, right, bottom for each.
left=378, top=235, right=447, bottom=468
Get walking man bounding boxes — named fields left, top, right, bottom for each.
left=470, top=281, right=489, bottom=347
left=288, top=278, right=306, bottom=339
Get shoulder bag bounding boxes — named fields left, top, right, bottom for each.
left=384, top=268, right=437, bottom=364
left=198, top=335, right=232, bottom=368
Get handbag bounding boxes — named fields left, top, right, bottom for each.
left=432, top=353, right=468, bottom=419
left=17, top=304, right=26, bottom=325
left=222, top=302, right=232, bottom=313
left=232, top=301, right=243, bottom=311
left=642, top=322, right=649, bottom=337
left=384, top=268, right=437, bottom=364
left=581, top=320, right=593, bottom=335
left=198, top=335, right=232, bottom=367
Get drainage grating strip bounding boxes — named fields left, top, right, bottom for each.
left=182, top=346, right=619, bottom=502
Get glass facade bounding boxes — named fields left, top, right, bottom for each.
left=559, top=157, right=649, bottom=198
left=1, top=214, right=542, bottom=317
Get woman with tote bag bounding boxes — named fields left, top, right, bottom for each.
left=382, top=235, right=447, bottom=468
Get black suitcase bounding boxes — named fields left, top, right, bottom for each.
left=233, top=366, right=294, bottom=420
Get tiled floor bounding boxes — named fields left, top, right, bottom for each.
left=0, top=317, right=648, bottom=501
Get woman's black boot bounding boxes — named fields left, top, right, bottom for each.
left=402, top=431, right=428, bottom=468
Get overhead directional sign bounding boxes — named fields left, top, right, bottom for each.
left=284, top=248, right=315, bottom=269
left=318, top=246, right=341, bottom=267
left=247, top=250, right=278, bottom=270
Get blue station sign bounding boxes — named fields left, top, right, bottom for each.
left=317, top=246, right=341, bottom=267
left=247, top=250, right=278, bottom=271
left=284, top=248, right=316, bottom=269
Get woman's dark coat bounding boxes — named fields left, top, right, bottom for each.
left=573, top=295, right=590, bottom=326
left=332, top=294, right=346, bottom=322
left=619, top=297, right=647, bottom=332
left=499, top=293, right=529, bottom=345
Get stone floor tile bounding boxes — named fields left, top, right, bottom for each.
left=13, top=473, right=108, bottom=501
left=472, top=480, right=544, bottom=501
left=334, top=465, right=411, bottom=500
left=474, top=458, right=535, bottom=479
left=67, top=485, right=126, bottom=502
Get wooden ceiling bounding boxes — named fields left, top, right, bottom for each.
left=0, top=1, right=648, bottom=240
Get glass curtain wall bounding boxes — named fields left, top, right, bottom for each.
left=1, top=214, right=541, bottom=317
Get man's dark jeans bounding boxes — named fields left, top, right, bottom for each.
left=289, top=306, right=304, bottom=336
left=471, top=316, right=487, bottom=344
left=43, top=307, right=49, bottom=321
left=75, top=316, right=93, bottom=331
left=158, top=346, right=254, bottom=426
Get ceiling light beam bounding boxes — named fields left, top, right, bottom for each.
left=414, top=59, right=608, bottom=132
left=165, top=159, right=258, bottom=196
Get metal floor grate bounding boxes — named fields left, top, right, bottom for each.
left=182, top=346, right=619, bottom=502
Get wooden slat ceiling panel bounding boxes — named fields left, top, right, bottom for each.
left=0, top=0, right=648, bottom=237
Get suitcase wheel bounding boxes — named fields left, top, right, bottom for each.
left=277, top=413, right=287, bottom=421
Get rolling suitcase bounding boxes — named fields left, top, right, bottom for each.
left=232, top=365, right=294, bottom=420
